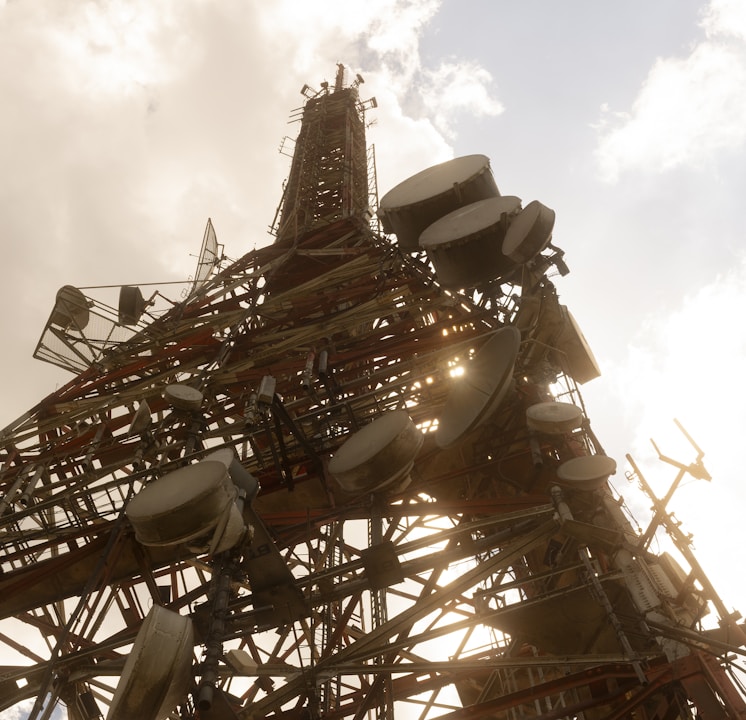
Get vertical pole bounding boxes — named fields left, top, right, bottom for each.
left=628, top=454, right=744, bottom=638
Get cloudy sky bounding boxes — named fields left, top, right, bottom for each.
left=1, top=1, right=745, bottom=716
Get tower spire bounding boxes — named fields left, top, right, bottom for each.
left=274, top=67, right=375, bottom=246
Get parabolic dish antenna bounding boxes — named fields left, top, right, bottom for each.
left=49, top=285, right=91, bottom=331
left=186, top=218, right=221, bottom=297
left=419, top=196, right=522, bottom=288
left=328, top=410, right=423, bottom=493
left=436, top=326, right=521, bottom=449
left=164, top=383, right=204, bottom=411
left=552, top=306, right=601, bottom=385
left=378, top=154, right=499, bottom=250
left=126, top=460, right=239, bottom=547
left=556, top=455, right=617, bottom=490
left=526, top=401, right=583, bottom=434
left=128, top=400, right=152, bottom=435
left=502, top=199, right=556, bottom=264
left=106, top=605, right=194, bottom=720
left=118, top=285, right=147, bottom=326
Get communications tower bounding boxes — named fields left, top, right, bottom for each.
left=1, top=65, right=744, bottom=720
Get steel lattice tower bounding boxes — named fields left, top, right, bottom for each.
left=0, top=67, right=745, bottom=720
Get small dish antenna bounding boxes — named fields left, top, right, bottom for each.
left=49, top=286, right=91, bottom=331
left=526, top=401, right=583, bottom=434
left=556, top=455, right=617, bottom=490
left=128, top=400, right=152, bottom=435
left=164, top=384, right=203, bottom=412
left=118, top=285, right=149, bottom=326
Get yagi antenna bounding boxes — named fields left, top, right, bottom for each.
left=649, top=418, right=711, bottom=482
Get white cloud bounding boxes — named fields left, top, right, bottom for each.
left=39, top=2, right=183, bottom=97
left=256, top=0, right=440, bottom=76
left=609, top=255, right=746, bottom=457
left=252, top=0, right=460, bottom=190
left=255, top=0, right=501, bottom=144
left=599, top=256, right=746, bottom=605
left=0, top=699, right=32, bottom=720
left=701, top=0, right=746, bottom=40
left=0, top=0, right=503, bottom=332
left=0, top=0, right=500, bottom=269
left=367, top=85, right=454, bottom=193
left=594, top=0, right=746, bottom=181
left=420, top=60, right=504, bottom=137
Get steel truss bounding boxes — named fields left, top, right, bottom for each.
left=0, top=71, right=744, bottom=720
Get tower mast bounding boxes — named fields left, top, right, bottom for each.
left=0, top=68, right=743, bottom=720
left=275, top=63, right=372, bottom=246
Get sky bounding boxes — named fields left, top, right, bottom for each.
left=1, top=1, right=745, bottom=717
